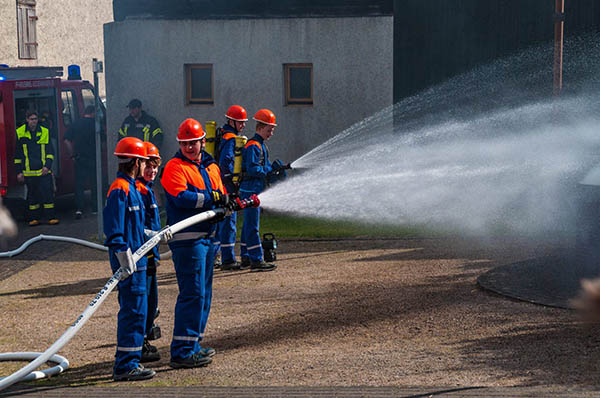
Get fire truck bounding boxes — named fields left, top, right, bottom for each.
left=0, top=66, right=106, bottom=215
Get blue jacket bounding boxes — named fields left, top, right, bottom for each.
left=104, top=172, right=148, bottom=272
left=240, top=134, right=272, bottom=195
left=136, top=178, right=161, bottom=260
left=161, top=150, right=226, bottom=247
left=218, top=124, right=238, bottom=193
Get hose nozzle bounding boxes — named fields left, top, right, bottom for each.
left=230, top=194, right=260, bottom=211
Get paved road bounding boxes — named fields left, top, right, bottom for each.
left=0, top=195, right=101, bottom=281
left=0, top=201, right=597, bottom=397
left=1, top=385, right=597, bottom=397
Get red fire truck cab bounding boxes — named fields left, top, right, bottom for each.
left=0, top=66, right=106, bottom=213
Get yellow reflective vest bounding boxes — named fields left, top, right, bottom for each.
left=14, top=124, right=54, bottom=177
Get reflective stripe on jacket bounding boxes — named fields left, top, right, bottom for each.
left=103, top=172, right=147, bottom=271
left=218, top=124, right=238, bottom=192
left=118, top=111, right=163, bottom=148
left=240, top=133, right=272, bottom=194
left=161, top=150, right=226, bottom=246
left=14, top=124, right=54, bottom=177
left=136, top=178, right=161, bottom=260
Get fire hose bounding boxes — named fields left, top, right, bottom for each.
left=0, top=195, right=259, bottom=391
left=0, top=235, right=107, bottom=258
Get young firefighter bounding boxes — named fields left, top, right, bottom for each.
left=239, top=109, right=278, bottom=271
left=161, top=118, right=228, bottom=368
left=104, top=137, right=155, bottom=381
left=216, top=105, right=248, bottom=270
left=135, top=142, right=162, bottom=363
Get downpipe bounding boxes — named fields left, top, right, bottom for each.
left=0, top=194, right=259, bottom=391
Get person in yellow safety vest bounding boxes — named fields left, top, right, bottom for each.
left=118, top=99, right=163, bottom=149
left=14, top=110, right=59, bottom=226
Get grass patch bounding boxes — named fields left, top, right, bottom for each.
left=241, top=211, right=427, bottom=239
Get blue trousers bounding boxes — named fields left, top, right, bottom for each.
left=218, top=211, right=237, bottom=263
left=114, top=270, right=147, bottom=374
left=145, top=260, right=158, bottom=337
left=240, top=191, right=263, bottom=262
left=170, top=239, right=214, bottom=360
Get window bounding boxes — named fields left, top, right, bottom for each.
left=17, top=0, right=37, bottom=60
left=284, top=63, right=313, bottom=105
left=185, top=64, right=213, bottom=105
left=61, top=90, right=78, bottom=127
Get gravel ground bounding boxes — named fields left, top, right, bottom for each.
left=0, top=235, right=599, bottom=389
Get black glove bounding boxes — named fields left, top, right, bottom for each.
left=210, top=191, right=229, bottom=208
left=284, top=162, right=292, bottom=170
left=210, top=209, right=226, bottom=224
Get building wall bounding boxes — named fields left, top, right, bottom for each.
left=0, top=0, right=113, bottom=96
left=113, top=0, right=393, bottom=20
left=104, top=16, right=393, bottom=171
left=393, top=0, right=600, bottom=101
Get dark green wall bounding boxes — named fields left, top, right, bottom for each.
left=393, top=0, right=600, bottom=102
left=113, top=0, right=392, bottom=20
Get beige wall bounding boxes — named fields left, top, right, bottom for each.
left=105, top=17, right=393, bottom=171
left=0, top=0, right=112, bottom=96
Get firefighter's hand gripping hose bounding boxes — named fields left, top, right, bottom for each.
left=0, top=195, right=259, bottom=391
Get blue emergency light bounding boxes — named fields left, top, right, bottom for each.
left=67, top=64, right=81, bottom=80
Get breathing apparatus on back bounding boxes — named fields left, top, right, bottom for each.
left=204, top=121, right=218, bottom=158
left=232, top=135, right=247, bottom=188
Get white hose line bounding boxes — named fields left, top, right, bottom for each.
left=0, top=353, right=69, bottom=382
left=0, top=234, right=107, bottom=258
left=0, top=209, right=221, bottom=391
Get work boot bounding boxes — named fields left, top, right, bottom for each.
left=214, top=253, right=222, bottom=269
left=169, top=352, right=213, bottom=369
left=28, top=219, right=40, bottom=227
left=141, top=339, right=160, bottom=363
left=220, top=261, right=241, bottom=271
left=240, top=257, right=251, bottom=270
left=113, top=364, right=156, bottom=381
left=47, top=218, right=60, bottom=225
left=250, top=260, right=277, bottom=272
left=75, top=210, right=83, bottom=219
left=199, top=347, right=216, bottom=357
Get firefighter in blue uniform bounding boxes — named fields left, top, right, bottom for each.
left=239, top=109, right=279, bottom=272
left=104, top=137, right=155, bottom=381
left=135, top=142, right=162, bottom=363
left=216, top=105, right=248, bottom=270
left=161, top=118, right=228, bottom=368
left=14, top=110, right=59, bottom=226
left=118, top=99, right=164, bottom=149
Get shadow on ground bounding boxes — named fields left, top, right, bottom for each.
left=0, top=272, right=178, bottom=299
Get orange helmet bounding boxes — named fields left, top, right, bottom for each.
left=114, top=137, right=148, bottom=159
left=253, top=109, right=277, bottom=126
left=144, top=142, right=161, bottom=159
left=225, top=105, right=248, bottom=122
left=177, top=118, right=206, bottom=142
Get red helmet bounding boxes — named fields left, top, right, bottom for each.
left=225, top=105, right=248, bottom=122
left=177, top=118, right=206, bottom=141
left=114, top=137, right=148, bottom=159
left=144, top=142, right=161, bottom=159
left=253, top=109, right=277, bottom=126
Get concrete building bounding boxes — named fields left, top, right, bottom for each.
left=104, top=1, right=393, bottom=167
left=0, top=0, right=113, bottom=96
